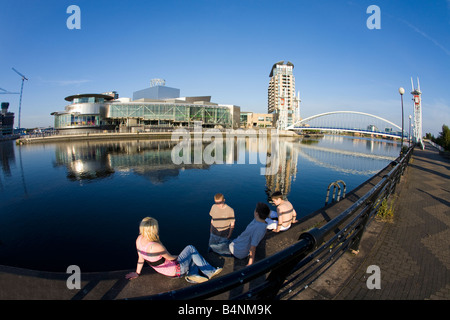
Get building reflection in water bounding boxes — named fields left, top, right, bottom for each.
left=52, top=137, right=302, bottom=194
left=261, top=138, right=299, bottom=202
left=52, top=135, right=395, bottom=198
left=0, top=140, right=29, bottom=196
left=54, top=140, right=214, bottom=184
left=0, top=141, right=15, bottom=178
left=54, top=143, right=115, bottom=181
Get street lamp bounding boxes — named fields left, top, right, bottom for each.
left=399, top=87, right=405, bottom=153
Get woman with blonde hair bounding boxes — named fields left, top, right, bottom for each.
left=125, top=217, right=222, bottom=283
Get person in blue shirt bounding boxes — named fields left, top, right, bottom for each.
left=209, top=202, right=270, bottom=266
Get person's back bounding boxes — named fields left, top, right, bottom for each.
left=209, top=193, right=235, bottom=246
left=266, top=191, right=297, bottom=232
left=136, top=235, right=180, bottom=277
left=210, top=204, right=235, bottom=238
left=230, top=216, right=267, bottom=260
left=126, top=217, right=222, bottom=283
left=209, top=202, right=270, bottom=265
left=277, top=200, right=296, bottom=228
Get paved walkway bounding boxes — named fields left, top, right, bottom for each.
left=296, top=141, right=450, bottom=300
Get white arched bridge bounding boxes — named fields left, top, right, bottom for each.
left=286, top=111, right=408, bottom=139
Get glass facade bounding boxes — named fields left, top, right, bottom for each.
left=106, top=103, right=232, bottom=127
left=72, top=97, right=105, bottom=104
left=54, top=100, right=235, bottom=130
left=54, top=114, right=100, bottom=128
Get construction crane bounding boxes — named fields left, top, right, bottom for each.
left=12, top=67, right=28, bottom=130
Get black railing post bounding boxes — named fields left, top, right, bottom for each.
left=348, top=211, right=370, bottom=253
left=256, top=230, right=320, bottom=299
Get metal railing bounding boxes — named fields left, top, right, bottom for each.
left=130, top=147, right=414, bottom=300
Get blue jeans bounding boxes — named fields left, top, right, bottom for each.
left=209, top=233, right=229, bottom=247
left=177, top=245, right=217, bottom=278
left=209, top=239, right=233, bottom=257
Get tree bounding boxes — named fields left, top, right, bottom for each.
left=435, top=124, right=450, bottom=151
left=425, top=132, right=434, bottom=140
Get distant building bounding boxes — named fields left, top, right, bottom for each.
left=0, top=102, right=15, bottom=135
left=240, top=111, right=273, bottom=128
left=51, top=83, right=241, bottom=134
left=268, top=61, right=300, bottom=129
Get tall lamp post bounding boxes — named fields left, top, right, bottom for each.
left=399, top=87, right=405, bottom=153
left=408, top=115, right=412, bottom=147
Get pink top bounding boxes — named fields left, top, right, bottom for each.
left=136, top=236, right=181, bottom=277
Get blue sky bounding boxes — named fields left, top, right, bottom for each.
left=0, top=0, right=449, bottom=136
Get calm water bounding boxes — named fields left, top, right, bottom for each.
left=0, top=135, right=400, bottom=272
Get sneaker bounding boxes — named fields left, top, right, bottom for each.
left=185, top=274, right=209, bottom=283
left=208, top=268, right=222, bottom=279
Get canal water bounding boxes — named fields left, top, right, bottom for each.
left=0, top=134, right=400, bottom=272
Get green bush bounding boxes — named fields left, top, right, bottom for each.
left=433, top=124, right=450, bottom=151
left=377, top=198, right=394, bottom=221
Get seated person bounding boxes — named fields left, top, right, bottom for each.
left=208, top=193, right=235, bottom=248
left=266, top=191, right=298, bottom=232
left=209, top=202, right=270, bottom=266
left=126, top=217, right=222, bottom=283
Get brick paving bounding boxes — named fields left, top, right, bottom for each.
left=314, top=141, right=450, bottom=300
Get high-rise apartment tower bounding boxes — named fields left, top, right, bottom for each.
left=268, top=61, right=300, bottom=130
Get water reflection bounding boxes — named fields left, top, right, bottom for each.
left=297, top=136, right=397, bottom=175
left=2, top=136, right=399, bottom=191
left=0, top=141, right=15, bottom=177
left=54, top=143, right=115, bottom=181
left=54, top=141, right=213, bottom=184
left=261, top=139, right=299, bottom=200
left=51, top=135, right=397, bottom=196
left=0, top=136, right=400, bottom=272
left=52, top=138, right=300, bottom=184
left=0, top=141, right=28, bottom=195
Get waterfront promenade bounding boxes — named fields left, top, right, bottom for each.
left=0, top=141, right=448, bottom=300
left=295, top=141, right=450, bottom=300
left=15, top=129, right=297, bottom=145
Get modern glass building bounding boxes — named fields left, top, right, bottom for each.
left=51, top=92, right=241, bottom=133
left=51, top=93, right=114, bottom=133
left=1, top=102, right=15, bottom=135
